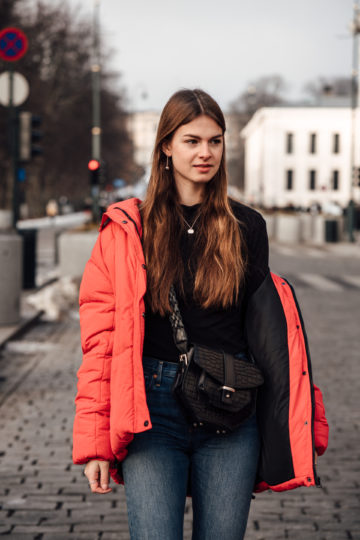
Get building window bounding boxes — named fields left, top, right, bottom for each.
left=309, top=170, right=316, bottom=190
left=286, top=169, right=294, bottom=190
left=309, top=133, right=317, bottom=154
left=333, top=133, right=340, bottom=154
left=332, top=170, right=339, bottom=190
left=286, top=133, right=293, bottom=154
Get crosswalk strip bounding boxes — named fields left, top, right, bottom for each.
left=290, top=273, right=343, bottom=292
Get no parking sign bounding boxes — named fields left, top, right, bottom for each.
left=0, top=27, right=28, bottom=62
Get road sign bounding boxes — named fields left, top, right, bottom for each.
left=0, top=71, right=29, bottom=106
left=17, top=168, right=26, bottom=182
left=0, top=27, right=28, bottom=61
left=113, top=178, right=126, bottom=188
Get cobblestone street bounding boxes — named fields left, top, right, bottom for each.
left=0, top=244, right=359, bottom=539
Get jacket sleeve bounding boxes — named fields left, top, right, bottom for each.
left=313, top=383, right=329, bottom=456
left=73, top=226, right=115, bottom=465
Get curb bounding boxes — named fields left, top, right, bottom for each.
left=0, top=277, right=59, bottom=350
left=0, top=311, right=44, bottom=350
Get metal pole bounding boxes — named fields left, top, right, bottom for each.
left=348, top=1, right=360, bottom=242
left=91, top=0, right=101, bottom=223
left=9, top=64, right=19, bottom=229
left=92, top=0, right=101, bottom=161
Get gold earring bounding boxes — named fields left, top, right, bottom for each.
left=165, top=155, right=170, bottom=170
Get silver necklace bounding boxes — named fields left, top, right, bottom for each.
left=182, top=212, right=201, bottom=234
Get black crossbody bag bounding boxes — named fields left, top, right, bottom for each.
left=169, top=286, right=264, bottom=433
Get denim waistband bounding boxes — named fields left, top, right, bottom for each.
left=143, top=350, right=249, bottom=372
left=143, top=355, right=179, bottom=371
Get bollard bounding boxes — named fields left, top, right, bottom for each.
left=0, top=210, right=12, bottom=230
left=275, top=214, right=301, bottom=244
left=17, top=228, right=37, bottom=289
left=0, top=233, right=22, bottom=325
left=325, top=220, right=339, bottom=243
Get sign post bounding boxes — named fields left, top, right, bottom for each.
left=0, top=27, right=28, bottom=228
left=0, top=28, right=28, bottom=321
left=10, top=68, right=18, bottom=228
left=90, top=1, right=101, bottom=223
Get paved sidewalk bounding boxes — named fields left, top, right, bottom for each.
left=0, top=286, right=359, bottom=538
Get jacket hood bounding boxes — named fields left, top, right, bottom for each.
left=100, top=198, right=142, bottom=235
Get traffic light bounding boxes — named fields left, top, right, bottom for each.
left=99, top=159, right=107, bottom=185
left=18, top=112, right=43, bottom=162
left=88, top=159, right=100, bottom=185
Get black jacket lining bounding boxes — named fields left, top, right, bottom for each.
left=246, top=272, right=295, bottom=485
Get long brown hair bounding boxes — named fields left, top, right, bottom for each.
left=141, top=89, right=247, bottom=315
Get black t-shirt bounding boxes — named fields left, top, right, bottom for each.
left=143, top=199, right=269, bottom=361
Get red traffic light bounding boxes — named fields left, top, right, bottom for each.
left=88, top=159, right=100, bottom=171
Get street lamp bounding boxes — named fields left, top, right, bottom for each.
left=91, top=0, right=101, bottom=223
left=348, top=1, right=360, bottom=242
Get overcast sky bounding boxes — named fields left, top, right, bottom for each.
left=70, top=0, right=353, bottom=112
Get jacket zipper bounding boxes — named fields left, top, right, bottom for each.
left=114, top=205, right=146, bottom=366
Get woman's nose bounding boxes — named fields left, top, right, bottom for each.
left=198, top=143, right=211, bottom=158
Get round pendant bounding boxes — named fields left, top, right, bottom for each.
left=187, top=228, right=194, bottom=234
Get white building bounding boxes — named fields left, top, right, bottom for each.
left=241, top=106, right=360, bottom=209
left=127, top=111, right=160, bottom=170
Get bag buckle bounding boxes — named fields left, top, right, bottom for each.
left=179, top=353, right=189, bottom=366
left=220, top=385, right=235, bottom=393
left=219, top=385, right=235, bottom=401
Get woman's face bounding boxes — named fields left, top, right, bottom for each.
left=163, top=114, right=224, bottom=194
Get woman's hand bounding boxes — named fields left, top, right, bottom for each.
left=84, top=460, right=112, bottom=494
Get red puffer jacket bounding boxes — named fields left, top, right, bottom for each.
left=73, top=198, right=329, bottom=492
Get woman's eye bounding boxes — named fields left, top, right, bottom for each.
left=185, top=139, right=198, bottom=145
left=211, top=139, right=222, bottom=145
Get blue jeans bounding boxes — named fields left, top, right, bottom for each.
left=122, top=356, right=260, bottom=540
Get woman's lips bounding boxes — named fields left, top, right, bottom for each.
left=194, top=164, right=213, bottom=172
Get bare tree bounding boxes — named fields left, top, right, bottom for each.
left=0, top=0, right=140, bottom=216
left=303, top=76, right=352, bottom=100
left=230, top=74, right=288, bottom=116
left=226, top=75, right=288, bottom=191
left=224, top=112, right=249, bottom=191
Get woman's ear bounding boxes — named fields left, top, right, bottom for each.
left=162, top=141, right=171, bottom=157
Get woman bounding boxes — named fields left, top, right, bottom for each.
left=73, top=89, right=329, bottom=539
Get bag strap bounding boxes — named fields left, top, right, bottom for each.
left=169, top=285, right=189, bottom=356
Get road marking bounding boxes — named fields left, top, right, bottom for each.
left=303, top=247, right=326, bottom=258
left=272, top=245, right=327, bottom=258
left=273, top=246, right=297, bottom=257
left=280, top=274, right=311, bottom=289
left=277, top=273, right=360, bottom=291
left=5, top=341, right=61, bottom=354
left=342, top=275, right=360, bottom=288
left=296, top=273, right=343, bottom=291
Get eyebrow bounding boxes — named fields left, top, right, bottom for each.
left=182, top=133, right=223, bottom=139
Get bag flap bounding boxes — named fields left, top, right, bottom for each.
left=193, top=344, right=264, bottom=389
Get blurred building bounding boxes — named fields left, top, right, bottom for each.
left=241, top=105, right=360, bottom=209
left=127, top=111, right=159, bottom=170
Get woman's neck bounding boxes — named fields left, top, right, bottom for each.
left=175, top=182, right=205, bottom=206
